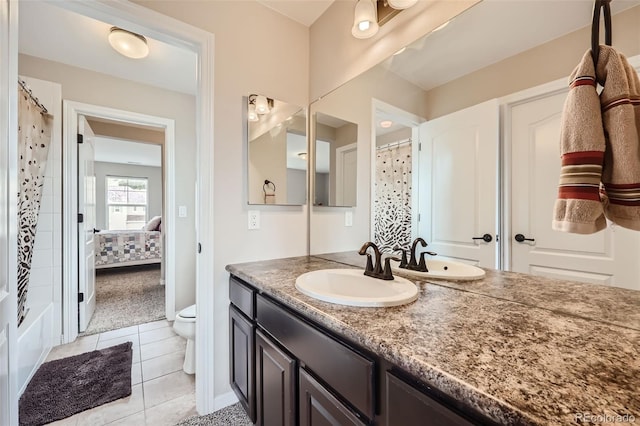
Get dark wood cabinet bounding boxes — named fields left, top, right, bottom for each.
left=229, top=305, right=256, bottom=423
left=385, top=371, right=475, bottom=426
left=255, top=329, right=296, bottom=426
left=299, top=369, right=366, bottom=426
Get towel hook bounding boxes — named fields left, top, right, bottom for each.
left=591, top=0, right=612, bottom=67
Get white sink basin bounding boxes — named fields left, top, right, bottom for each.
left=295, top=269, right=418, bottom=307
left=391, top=259, right=485, bottom=281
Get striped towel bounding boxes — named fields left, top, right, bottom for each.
left=553, top=46, right=640, bottom=234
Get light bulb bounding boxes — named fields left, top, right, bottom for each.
left=358, top=20, right=371, bottom=31
left=248, top=104, right=259, bottom=122
left=255, top=95, right=270, bottom=114
left=352, top=0, right=379, bottom=39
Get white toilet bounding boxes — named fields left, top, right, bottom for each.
left=173, top=304, right=196, bottom=374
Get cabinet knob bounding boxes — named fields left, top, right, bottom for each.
left=472, top=234, right=493, bottom=243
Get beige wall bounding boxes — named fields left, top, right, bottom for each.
left=88, top=119, right=165, bottom=145
left=425, top=5, right=640, bottom=119
left=19, top=53, right=197, bottom=313
left=133, top=0, right=310, bottom=399
left=309, top=0, right=479, bottom=100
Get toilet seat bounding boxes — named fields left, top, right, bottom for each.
left=177, top=304, right=196, bottom=320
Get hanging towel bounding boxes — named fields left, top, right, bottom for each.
left=553, top=46, right=640, bottom=233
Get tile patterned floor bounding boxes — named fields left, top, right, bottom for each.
left=46, top=320, right=196, bottom=426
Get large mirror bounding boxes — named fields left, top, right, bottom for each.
left=309, top=0, right=640, bottom=290
left=247, top=94, right=307, bottom=205
left=313, top=112, right=358, bottom=206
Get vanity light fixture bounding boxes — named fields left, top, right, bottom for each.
left=387, top=0, right=418, bottom=9
left=248, top=103, right=259, bottom=122
left=108, top=27, right=149, bottom=59
left=380, top=120, right=393, bottom=128
left=255, top=95, right=271, bottom=114
left=352, top=0, right=379, bottom=39
left=248, top=94, right=274, bottom=120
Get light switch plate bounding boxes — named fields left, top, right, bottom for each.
left=178, top=205, right=187, bottom=218
left=345, top=211, right=353, bottom=227
left=248, top=210, right=260, bottom=230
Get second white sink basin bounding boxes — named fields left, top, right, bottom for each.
left=391, top=259, right=485, bottom=281
left=295, top=269, right=418, bottom=307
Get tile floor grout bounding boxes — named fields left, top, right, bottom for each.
left=46, top=319, right=196, bottom=425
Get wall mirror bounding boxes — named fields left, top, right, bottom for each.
left=313, top=112, right=358, bottom=207
left=247, top=94, right=307, bottom=205
left=309, top=0, right=640, bottom=290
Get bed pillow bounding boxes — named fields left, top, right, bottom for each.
left=145, top=216, right=162, bottom=231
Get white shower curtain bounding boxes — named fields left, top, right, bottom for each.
left=374, top=142, right=412, bottom=253
left=17, top=84, right=52, bottom=326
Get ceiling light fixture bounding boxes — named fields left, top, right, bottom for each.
left=298, top=152, right=307, bottom=160
left=387, top=0, right=418, bottom=10
left=108, top=27, right=149, bottom=59
left=380, top=120, right=393, bottom=128
left=352, top=0, right=379, bottom=39
left=393, top=46, right=407, bottom=56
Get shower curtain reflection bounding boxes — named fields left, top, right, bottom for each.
left=17, top=82, right=52, bottom=326
left=374, top=140, right=412, bottom=253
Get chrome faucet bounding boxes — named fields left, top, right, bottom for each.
left=358, top=242, right=398, bottom=280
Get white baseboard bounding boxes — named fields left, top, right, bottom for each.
left=213, top=391, right=239, bottom=411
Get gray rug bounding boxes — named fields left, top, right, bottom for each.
left=83, top=264, right=165, bottom=335
left=176, top=403, right=252, bottom=425
left=19, top=342, right=133, bottom=426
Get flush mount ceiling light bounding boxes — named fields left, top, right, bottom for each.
left=108, top=27, right=149, bottom=59
left=387, top=0, right=418, bottom=9
left=380, top=120, right=393, bottom=128
left=352, top=0, right=379, bottom=39
left=298, top=152, right=308, bottom=160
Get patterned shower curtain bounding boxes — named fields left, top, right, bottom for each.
left=17, top=84, right=52, bottom=326
left=374, top=142, right=412, bottom=253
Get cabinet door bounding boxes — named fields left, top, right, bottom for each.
left=230, top=305, right=256, bottom=423
left=256, top=330, right=296, bottom=426
left=299, top=369, right=366, bottom=426
left=385, top=372, right=475, bottom=426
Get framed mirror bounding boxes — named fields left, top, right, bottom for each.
left=247, top=94, right=307, bottom=205
left=313, top=112, right=358, bottom=207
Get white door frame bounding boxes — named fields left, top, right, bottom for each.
left=1, top=0, right=19, bottom=424
left=62, top=101, right=177, bottom=342
left=499, top=55, right=640, bottom=271
left=335, top=142, right=357, bottom=206
left=47, top=0, right=215, bottom=414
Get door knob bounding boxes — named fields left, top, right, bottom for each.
left=514, top=234, right=535, bottom=243
left=472, top=234, right=493, bottom=243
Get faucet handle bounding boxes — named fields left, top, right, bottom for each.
left=393, top=246, right=409, bottom=268
left=361, top=253, right=374, bottom=274
left=382, top=256, right=401, bottom=280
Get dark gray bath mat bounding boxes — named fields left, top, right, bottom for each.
left=19, top=342, right=133, bottom=426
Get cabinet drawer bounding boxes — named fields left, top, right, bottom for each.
left=385, top=371, right=475, bottom=426
left=256, top=295, right=375, bottom=420
left=230, top=276, right=255, bottom=319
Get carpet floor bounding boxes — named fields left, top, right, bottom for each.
left=82, top=264, right=165, bottom=336
left=19, top=342, right=133, bottom=426
left=176, top=403, right=252, bottom=426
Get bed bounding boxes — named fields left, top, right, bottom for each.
left=94, top=217, right=163, bottom=269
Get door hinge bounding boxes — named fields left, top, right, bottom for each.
left=418, top=143, right=422, bottom=151
left=77, top=133, right=83, bottom=144
left=78, top=293, right=84, bottom=303
left=198, top=243, right=202, bottom=254
left=78, top=213, right=84, bottom=223
left=418, top=213, right=421, bottom=222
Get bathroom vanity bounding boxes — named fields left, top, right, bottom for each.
left=226, top=253, right=640, bottom=425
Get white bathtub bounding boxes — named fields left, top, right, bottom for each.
left=17, top=303, right=53, bottom=395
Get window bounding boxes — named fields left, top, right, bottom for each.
left=106, top=176, right=148, bottom=230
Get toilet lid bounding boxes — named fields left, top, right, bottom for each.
left=179, top=304, right=196, bottom=319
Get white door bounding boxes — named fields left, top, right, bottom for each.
left=418, top=99, right=499, bottom=268
left=78, top=116, right=96, bottom=332
left=336, top=143, right=357, bottom=206
left=510, top=91, right=640, bottom=289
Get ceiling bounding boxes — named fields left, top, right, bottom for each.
left=383, top=0, right=640, bottom=91
left=94, top=137, right=162, bottom=168
left=257, top=0, right=335, bottom=26
left=18, top=1, right=197, bottom=95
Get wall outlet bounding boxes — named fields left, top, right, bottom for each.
left=345, top=211, right=353, bottom=227
left=178, top=205, right=187, bottom=218
left=248, top=210, right=260, bottom=230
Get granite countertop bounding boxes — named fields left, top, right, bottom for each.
left=226, top=253, right=640, bottom=426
